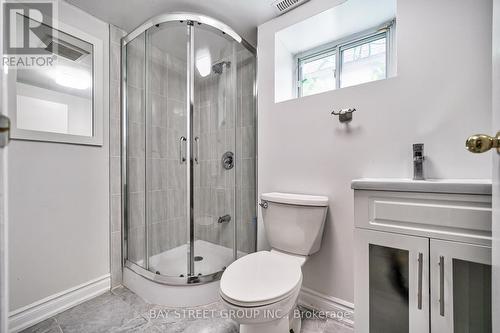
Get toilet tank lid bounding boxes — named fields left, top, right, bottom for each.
left=261, top=192, right=329, bottom=207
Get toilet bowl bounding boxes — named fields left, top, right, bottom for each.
left=220, top=251, right=303, bottom=333
left=219, top=192, right=329, bottom=333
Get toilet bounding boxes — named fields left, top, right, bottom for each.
left=219, top=192, right=329, bottom=333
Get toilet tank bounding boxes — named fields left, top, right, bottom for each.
left=261, top=192, right=329, bottom=256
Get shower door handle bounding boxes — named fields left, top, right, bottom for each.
left=179, top=136, right=187, bottom=164
left=194, top=136, right=200, bottom=164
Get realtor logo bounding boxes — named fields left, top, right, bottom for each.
left=3, top=1, right=56, bottom=67
left=3, top=1, right=53, bottom=54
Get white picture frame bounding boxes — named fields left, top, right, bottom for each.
left=8, top=14, right=104, bottom=146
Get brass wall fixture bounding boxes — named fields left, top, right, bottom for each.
left=0, top=115, right=10, bottom=148
left=465, top=132, right=500, bottom=153
left=332, top=108, right=356, bottom=123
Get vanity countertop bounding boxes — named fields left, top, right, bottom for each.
left=351, top=178, right=492, bottom=195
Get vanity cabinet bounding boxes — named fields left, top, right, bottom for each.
left=352, top=179, right=492, bottom=333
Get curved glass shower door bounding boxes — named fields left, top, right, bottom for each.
left=191, top=25, right=257, bottom=276
left=123, top=15, right=256, bottom=284
left=192, top=25, right=238, bottom=276
left=145, top=22, right=189, bottom=277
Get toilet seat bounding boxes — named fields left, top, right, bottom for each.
left=220, top=251, right=302, bottom=307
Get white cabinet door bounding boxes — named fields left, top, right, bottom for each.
left=355, top=229, right=430, bottom=333
left=430, top=239, right=492, bottom=333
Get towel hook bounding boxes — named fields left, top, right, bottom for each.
left=331, top=108, right=356, bottom=123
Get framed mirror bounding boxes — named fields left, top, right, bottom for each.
left=9, top=12, right=104, bottom=146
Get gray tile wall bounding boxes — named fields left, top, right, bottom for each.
left=110, top=25, right=125, bottom=288
left=236, top=49, right=257, bottom=254
left=126, top=33, right=146, bottom=266
left=147, top=46, right=188, bottom=259
left=193, top=47, right=257, bottom=254
left=193, top=69, right=232, bottom=250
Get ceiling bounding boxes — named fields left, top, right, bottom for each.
left=63, top=0, right=280, bottom=46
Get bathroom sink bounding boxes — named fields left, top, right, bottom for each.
left=351, top=178, right=492, bottom=195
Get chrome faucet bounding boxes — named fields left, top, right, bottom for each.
left=413, top=143, right=425, bottom=180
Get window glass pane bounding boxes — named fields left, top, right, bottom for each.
left=369, top=244, right=409, bottom=333
left=300, top=53, right=336, bottom=97
left=341, top=36, right=386, bottom=88
left=452, top=259, right=491, bottom=333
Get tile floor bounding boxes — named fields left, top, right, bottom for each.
left=21, top=287, right=353, bottom=333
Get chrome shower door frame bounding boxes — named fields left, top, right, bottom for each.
left=186, top=21, right=194, bottom=277
left=121, top=12, right=256, bottom=285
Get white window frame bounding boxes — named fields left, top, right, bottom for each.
left=8, top=11, right=104, bottom=146
left=296, top=19, right=395, bottom=97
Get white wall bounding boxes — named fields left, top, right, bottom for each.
left=16, top=83, right=92, bottom=136
left=7, top=1, right=110, bottom=310
left=258, top=0, right=493, bottom=304
left=274, top=36, right=295, bottom=103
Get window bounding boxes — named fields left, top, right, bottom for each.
left=299, top=51, right=336, bottom=97
left=341, top=35, right=387, bottom=88
left=297, top=23, right=394, bottom=97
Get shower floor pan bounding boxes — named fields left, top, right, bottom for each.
left=148, top=240, right=246, bottom=277
left=124, top=240, right=246, bottom=307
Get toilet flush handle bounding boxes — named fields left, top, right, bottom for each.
left=259, top=200, right=268, bottom=209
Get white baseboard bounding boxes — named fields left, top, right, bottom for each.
left=8, top=274, right=111, bottom=332
left=299, top=287, right=355, bottom=328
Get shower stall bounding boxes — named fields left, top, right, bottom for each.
left=121, top=13, right=256, bottom=303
